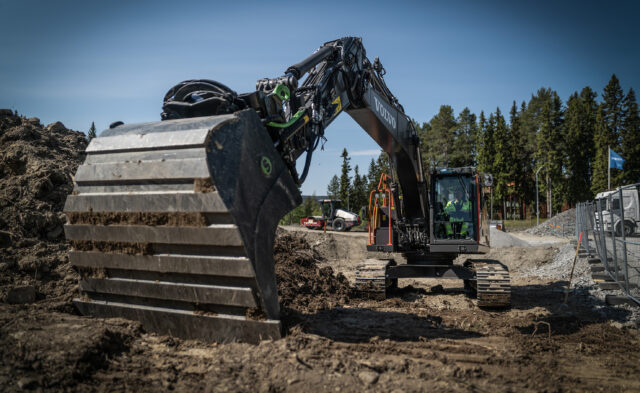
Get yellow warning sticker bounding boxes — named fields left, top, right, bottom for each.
left=332, top=96, right=342, bottom=116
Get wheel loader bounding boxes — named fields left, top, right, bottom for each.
left=64, top=37, right=509, bottom=343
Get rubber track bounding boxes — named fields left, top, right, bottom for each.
left=473, top=261, right=511, bottom=307
left=355, top=259, right=393, bottom=300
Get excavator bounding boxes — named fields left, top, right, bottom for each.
left=64, top=37, right=509, bottom=343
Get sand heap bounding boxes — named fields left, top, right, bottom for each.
left=0, top=109, right=87, bottom=303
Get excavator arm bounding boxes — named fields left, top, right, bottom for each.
left=64, top=37, right=433, bottom=343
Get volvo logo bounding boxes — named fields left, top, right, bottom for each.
left=374, top=96, right=396, bottom=130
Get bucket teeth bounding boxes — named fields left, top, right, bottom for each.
left=64, top=110, right=301, bottom=343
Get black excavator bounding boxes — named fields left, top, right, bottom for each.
left=64, top=37, right=509, bottom=343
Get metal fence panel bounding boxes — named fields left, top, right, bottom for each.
left=576, top=183, right=640, bottom=305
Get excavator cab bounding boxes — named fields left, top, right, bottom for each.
left=431, top=167, right=490, bottom=249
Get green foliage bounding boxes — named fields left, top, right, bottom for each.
left=319, top=75, right=635, bottom=221
left=421, top=105, right=457, bottom=169
left=621, top=88, right=640, bottom=183
left=592, top=105, right=611, bottom=194
left=88, top=121, right=97, bottom=141
left=477, top=111, right=495, bottom=175
left=280, top=194, right=321, bottom=225
left=327, top=175, right=340, bottom=198
left=492, top=107, right=513, bottom=202
left=350, top=165, right=368, bottom=213
left=534, top=91, right=565, bottom=214
left=339, top=148, right=351, bottom=207
left=564, top=88, right=597, bottom=204
left=507, top=101, right=530, bottom=217
left=451, top=107, right=476, bottom=167
left=601, top=74, right=625, bottom=187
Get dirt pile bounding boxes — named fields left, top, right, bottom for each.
left=274, top=232, right=354, bottom=316
left=526, top=208, right=576, bottom=237
left=0, top=110, right=87, bottom=305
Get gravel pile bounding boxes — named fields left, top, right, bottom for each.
left=0, top=109, right=87, bottom=304
left=525, top=208, right=576, bottom=238
left=523, top=242, right=591, bottom=285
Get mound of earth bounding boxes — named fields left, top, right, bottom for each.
left=273, top=232, right=354, bottom=317
left=0, top=110, right=87, bottom=305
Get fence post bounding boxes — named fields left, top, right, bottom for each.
left=608, top=193, right=619, bottom=282
left=585, top=203, right=592, bottom=256
left=597, top=198, right=608, bottom=270
left=618, top=187, right=630, bottom=295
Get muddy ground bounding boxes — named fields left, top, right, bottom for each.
left=2, top=227, right=640, bottom=392
left=1, top=111, right=640, bottom=392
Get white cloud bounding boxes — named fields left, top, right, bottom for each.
left=350, top=149, right=382, bottom=156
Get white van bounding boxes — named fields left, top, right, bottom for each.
left=595, top=185, right=640, bottom=237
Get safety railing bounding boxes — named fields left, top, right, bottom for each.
left=576, top=183, right=640, bottom=306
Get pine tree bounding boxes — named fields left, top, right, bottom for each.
left=492, top=108, right=513, bottom=219
left=565, top=87, right=597, bottom=204
left=621, top=88, right=640, bottom=183
left=376, top=151, right=390, bottom=178
left=592, top=105, right=610, bottom=193
left=451, top=107, right=476, bottom=167
left=508, top=101, right=527, bottom=218
left=302, top=195, right=319, bottom=217
left=477, top=111, right=495, bottom=175
left=350, top=165, right=368, bottom=213
left=424, top=105, right=457, bottom=168
left=339, top=148, right=352, bottom=207
left=367, top=158, right=379, bottom=191
left=416, top=121, right=432, bottom=172
left=601, top=74, right=625, bottom=187
left=327, top=175, right=340, bottom=198
left=88, top=121, right=97, bottom=141
left=535, top=92, right=564, bottom=216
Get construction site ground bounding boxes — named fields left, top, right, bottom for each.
left=1, top=227, right=639, bottom=392
left=2, top=113, right=640, bottom=392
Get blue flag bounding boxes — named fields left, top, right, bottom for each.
left=609, top=149, right=625, bottom=169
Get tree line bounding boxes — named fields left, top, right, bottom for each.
left=417, top=74, right=639, bottom=219
left=287, top=74, right=639, bottom=223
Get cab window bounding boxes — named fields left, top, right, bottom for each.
left=433, top=175, right=475, bottom=240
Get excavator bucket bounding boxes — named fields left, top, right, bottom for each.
left=63, top=109, right=301, bottom=343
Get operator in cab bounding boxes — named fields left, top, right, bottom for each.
left=444, top=187, right=472, bottom=239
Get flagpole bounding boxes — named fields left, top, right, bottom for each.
left=608, top=146, right=610, bottom=190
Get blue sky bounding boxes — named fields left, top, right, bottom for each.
left=1, top=0, right=639, bottom=195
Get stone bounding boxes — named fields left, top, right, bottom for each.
left=358, top=371, right=379, bottom=385
left=0, top=109, right=13, bottom=117
left=46, top=121, right=67, bottom=133
left=6, top=285, right=36, bottom=304
left=27, top=117, right=41, bottom=126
